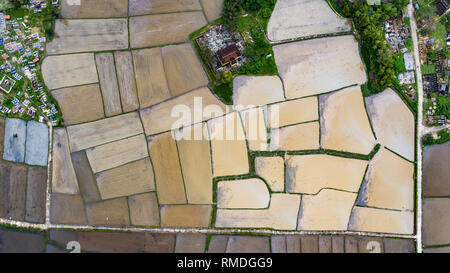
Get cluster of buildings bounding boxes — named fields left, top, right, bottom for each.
left=0, top=1, right=60, bottom=126
left=384, top=15, right=417, bottom=101
left=385, top=17, right=411, bottom=54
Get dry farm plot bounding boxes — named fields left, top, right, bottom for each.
left=140, top=87, right=228, bottom=136
left=129, top=0, right=202, bottom=16
left=95, top=53, right=122, bottom=117
left=232, top=76, right=285, bottom=108
left=174, top=234, right=207, bottom=253
left=50, top=193, right=87, bottom=225
left=70, top=151, right=101, bottom=203
left=298, top=189, right=357, bottom=231
left=25, top=167, right=47, bottom=223
left=269, top=122, right=320, bottom=151
left=148, top=132, right=186, bottom=205
left=226, top=236, right=270, bottom=253
left=267, top=0, right=351, bottom=41
left=273, top=35, right=366, bottom=99
left=208, top=112, right=249, bottom=177
left=160, top=205, right=212, bottom=228
left=162, top=43, right=209, bottom=96
left=66, top=112, right=143, bottom=152
left=42, top=53, right=98, bottom=90
left=85, top=198, right=130, bottom=226
left=129, top=12, right=206, bottom=48
left=285, top=154, right=367, bottom=195
left=365, top=88, right=415, bottom=162
left=95, top=158, right=155, bottom=200
left=0, top=161, right=27, bottom=221
left=46, top=19, right=128, bottom=55
left=132, top=48, right=171, bottom=108
left=128, top=192, right=160, bottom=226
left=217, top=178, right=270, bottom=209
left=239, top=107, right=268, bottom=151
left=86, top=134, right=148, bottom=173
left=51, top=84, right=105, bottom=125
left=348, top=206, right=414, bottom=234
left=201, top=0, right=224, bottom=22
left=320, top=86, right=376, bottom=155
left=215, top=193, right=301, bottom=230
left=254, top=156, right=284, bottom=192
left=267, top=96, right=318, bottom=128
left=114, top=51, right=139, bottom=112
left=51, top=128, right=79, bottom=195
left=60, top=0, right=128, bottom=18
left=358, top=147, right=414, bottom=211
left=175, top=123, right=213, bottom=204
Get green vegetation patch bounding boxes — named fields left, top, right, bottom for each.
left=191, top=0, right=278, bottom=104
left=423, top=129, right=450, bottom=146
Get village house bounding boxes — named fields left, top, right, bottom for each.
left=217, top=44, right=242, bottom=67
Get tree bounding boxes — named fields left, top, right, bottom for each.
left=416, top=5, right=438, bottom=33
left=222, top=0, right=242, bottom=31
left=10, top=0, right=27, bottom=8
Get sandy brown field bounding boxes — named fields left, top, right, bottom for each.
left=267, top=96, right=318, bottom=128
left=129, top=0, right=202, bottom=16
left=215, top=193, right=301, bottom=230
left=175, top=123, right=213, bottom=204
left=232, top=76, right=285, bottom=108
left=148, top=132, right=187, bottom=205
left=95, top=53, right=122, bottom=117
left=86, top=134, right=149, bottom=173
left=201, top=0, right=224, bottom=22
left=273, top=35, right=366, bottom=99
left=298, top=189, right=357, bottom=231
left=129, top=12, right=206, bottom=48
left=162, top=43, right=209, bottom=97
left=52, top=128, right=79, bottom=195
left=217, top=178, right=270, bottom=209
left=348, top=206, right=414, bottom=234
left=50, top=193, right=87, bottom=225
left=51, top=84, right=104, bottom=125
left=320, top=86, right=376, bottom=155
left=365, top=88, right=415, bottom=161
left=60, top=0, right=128, bottom=18
left=160, top=205, right=212, bottom=228
left=255, top=156, right=284, bottom=192
left=132, top=48, right=171, bottom=108
left=128, top=192, right=160, bottom=226
left=240, top=107, right=268, bottom=151
left=47, top=19, right=128, bottom=55
left=267, top=0, right=351, bottom=41
left=358, top=147, right=414, bottom=211
left=140, top=87, right=228, bottom=136
left=85, top=198, right=130, bottom=226
left=70, top=151, right=101, bottom=203
left=208, top=112, right=249, bottom=177
left=270, top=122, right=320, bottom=151
left=286, top=154, right=367, bottom=195
left=114, top=51, right=140, bottom=112
left=95, top=158, right=155, bottom=200
left=42, top=53, right=98, bottom=90
left=66, top=112, right=144, bottom=152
